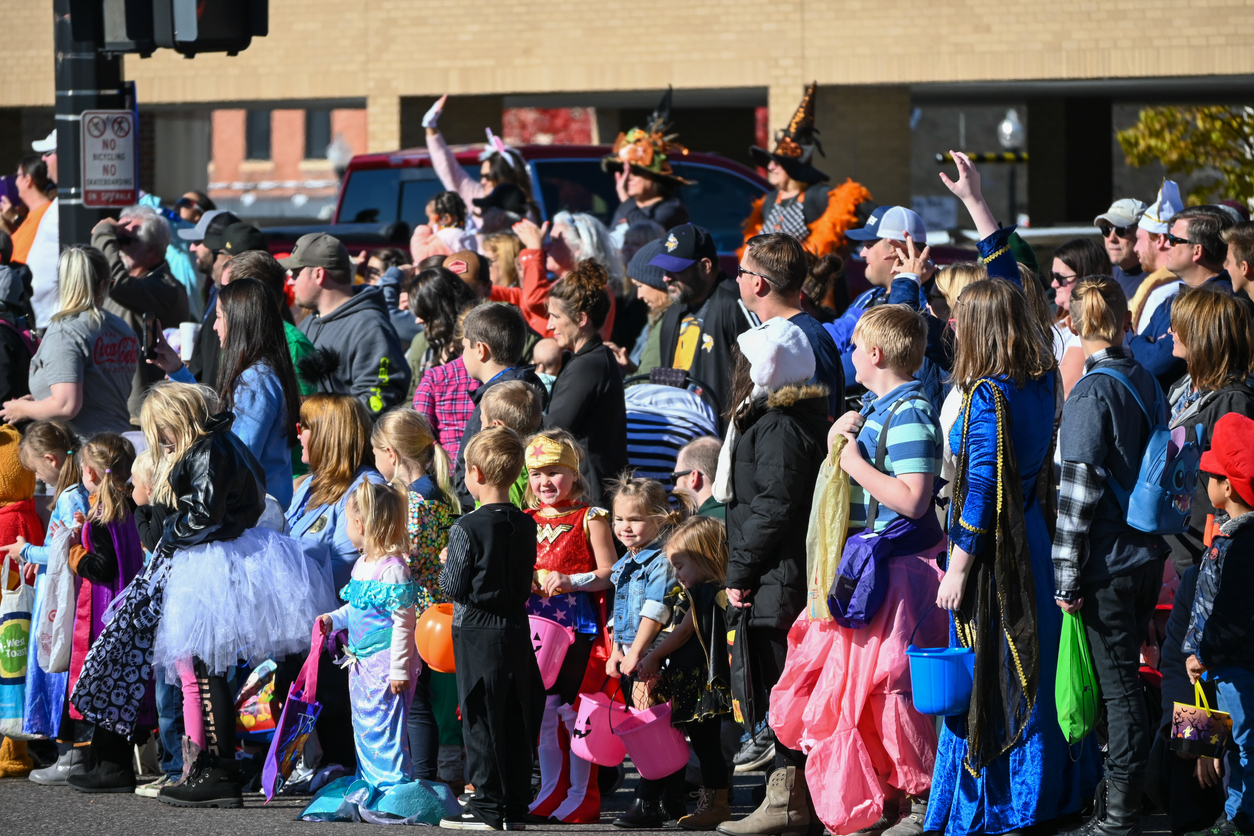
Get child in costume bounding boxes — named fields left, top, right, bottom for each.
left=638, top=516, right=734, bottom=831
left=372, top=407, right=457, bottom=782
left=605, top=476, right=688, bottom=828
left=1182, top=412, right=1254, bottom=836
left=524, top=428, right=617, bottom=823
left=12, top=421, right=88, bottom=758
left=302, top=481, right=457, bottom=825
left=439, top=427, right=541, bottom=830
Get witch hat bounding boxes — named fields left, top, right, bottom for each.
left=601, top=86, right=695, bottom=187
left=750, top=82, right=828, bottom=184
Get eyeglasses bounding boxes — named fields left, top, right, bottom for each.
left=1166, top=233, right=1196, bottom=247
left=1098, top=224, right=1133, bottom=238
left=737, top=266, right=776, bottom=285
left=1051, top=272, right=1079, bottom=286
left=669, top=469, right=693, bottom=484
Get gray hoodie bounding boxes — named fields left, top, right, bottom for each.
left=298, top=284, right=412, bottom=416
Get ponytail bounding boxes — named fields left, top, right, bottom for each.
left=610, top=472, right=693, bottom=543
left=429, top=442, right=459, bottom=512
left=19, top=420, right=82, bottom=510
left=1070, top=277, right=1128, bottom=344
left=349, top=481, right=410, bottom=558
left=371, top=407, right=459, bottom=510
left=79, top=433, right=136, bottom=524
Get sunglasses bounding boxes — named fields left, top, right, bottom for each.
left=670, top=469, right=693, bottom=484
left=737, top=266, right=776, bottom=284
left=1051, top=272, right=1079, bottom=285
left=1098, top=224, right=1133, bottom=238
left=1166, top=233, right=1196, bottom=247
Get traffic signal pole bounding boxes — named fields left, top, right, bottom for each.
left=55, top=0, right=127, bottom=246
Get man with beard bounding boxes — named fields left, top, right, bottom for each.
left=92, top=204, right=190, bottom=422
left=649, top=223, right=756, bottom=414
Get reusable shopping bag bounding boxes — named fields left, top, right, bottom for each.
left=262, top=625, right=323, bottom=802
left=1171, top=680, right=1232, bottom=759
left=1056, top=610, right=1101, bottom=744
left=35, top=527, right=75, bottom=673
left=0, top=558, right=34, bottom=737
left=805, top=436, right=849, bottom=621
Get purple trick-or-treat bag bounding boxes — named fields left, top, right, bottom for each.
left=262, top=624, right=325, bottom=803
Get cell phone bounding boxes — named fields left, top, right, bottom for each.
left=141, top=312, right=158, bottom=361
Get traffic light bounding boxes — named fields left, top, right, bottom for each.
left=153, top=0, right=268, bottom=57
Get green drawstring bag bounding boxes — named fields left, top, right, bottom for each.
left=1056, top=610, right=1101, bottom=744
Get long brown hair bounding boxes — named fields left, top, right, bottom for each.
left=950, top=279, right=1057, bottom=389
left=301, top=393, right=373, bottom=509
left=1171, top=287, right=1254, bottom=393
left=665, top=516, right=729, bottom=586
left=215, top=278, right=301, bottom=444
left=80, top=433, right=135, bottom=524
left=19, top=420, right=81, bottom=509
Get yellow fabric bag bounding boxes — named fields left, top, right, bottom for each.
left=805, top=436, right=851, bottom=621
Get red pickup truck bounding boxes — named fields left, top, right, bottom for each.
left=262, top=143, right=771, bottom=270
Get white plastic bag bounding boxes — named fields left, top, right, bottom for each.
left=36, top=527, right=76, bottom=674
left=0, top=557, right=34, bottom=737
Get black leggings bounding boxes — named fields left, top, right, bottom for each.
left=194, top=659, right=236, bottom=759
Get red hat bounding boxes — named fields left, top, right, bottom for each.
left=1200, top=412, right=1254, bottom=508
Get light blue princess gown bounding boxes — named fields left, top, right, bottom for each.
left=22, top=484, right=90, bottom=737
left=300, top=554, right=459, bottom=825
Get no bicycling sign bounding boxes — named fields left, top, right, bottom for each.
left=81, top=110, right=137, bottom=208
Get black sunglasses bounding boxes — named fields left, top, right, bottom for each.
left=670, top=469, right=693, bottom=484
left=737, top=266, right=777, bottom=285
left=1098, top=224, right=1133, bottom=238
left=1166, top=233, right=1196, bottom=247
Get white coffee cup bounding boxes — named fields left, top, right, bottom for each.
left=179, top=322, right=201, bottom=362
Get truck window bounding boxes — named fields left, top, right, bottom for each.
left=531, top=160, right=617, bottom=227
left=337, top=164, right=479, bottom=226
left=669, top=162, right=765, bottom=253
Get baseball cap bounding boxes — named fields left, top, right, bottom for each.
left=1139, top=180, right=1184, bottom=235
left=1094, top=198, right=1147, bottom=229
left=846, top=205, right=891, bottom=242
left=221, top=222, right=267, bottom=256
left=444, top=251, right=486, bottom=287
left=649, top=224, right=718, bottom=273
left=178, top=209, right=239, bottom=243
left=627, top=239, right=667, bottom=291
left=32, top=131, right=56, bottom=154
left=872, top=206, right=927, bottom=244
left=472, top=183, right=529, bottom=216
left=279, top=232, right=352, bottom=273
left=1200, top=412, right=1254, bottom=509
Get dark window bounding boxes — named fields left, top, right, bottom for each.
left=336, top=164, right=477, bottom=225
left=532, top=160, right=617, bottom=228
left=305, top=109, right=331, bottom=160
left=245, top=108, right=271, bottom=160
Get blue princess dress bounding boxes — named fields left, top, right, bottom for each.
left=21, top=484, right=90, bottom=737
left=925, top=375, right=1101, bottom=836
left=301, top=554, right=459, bottom=825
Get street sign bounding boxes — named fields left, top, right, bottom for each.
left=81, top=109, right=136, bottom=207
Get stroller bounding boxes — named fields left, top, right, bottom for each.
left=623, top=368, right=720, bottom=483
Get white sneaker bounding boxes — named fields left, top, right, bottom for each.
left=135, top=775, right=174, bottom=798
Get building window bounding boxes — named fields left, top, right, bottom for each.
left=306, top=109, right=331, bottom=160
left=245, top=108, right=271, bottom=160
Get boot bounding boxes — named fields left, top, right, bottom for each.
left=614, top=798, right=671, bottom=828
left=1062, top=778, right=1141, bottom=836
left=882, top=798, right=927, bottom=836
left=680, top=788, right=732, bottom=830
left=178, top=735, right=203, bottom=784
left=157, top=748, right=243, bottom=808
left=716, top=766, right=811, bottom=836
left=66, top=730, right=136, bottom=793
left=28, top=746, right=89, bottom=786
left=852, top=800, right=902, bottom=836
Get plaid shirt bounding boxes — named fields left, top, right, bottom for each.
left=1051, top=347, right=1130, bottom=595
left=412, top=356, right=479, bottom=462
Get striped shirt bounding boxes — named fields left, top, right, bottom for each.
left=847, top=380, right=942, bottom=532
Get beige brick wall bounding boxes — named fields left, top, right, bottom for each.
left=6, top=0, right=1254, bottom=145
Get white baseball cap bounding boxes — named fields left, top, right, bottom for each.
left=875, top=206, right=928, bottom=243
left=32, top=130, right=56, bottom=154
left=1094, top=198, right=1147, bottom=229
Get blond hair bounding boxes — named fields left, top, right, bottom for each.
left=934, top=262, right=987, bottom=311
left=951, top=279, right=1057, bottom=389
left=1070, top=277, right=1128, bottom=344
left=372, top=407, right=458, bottom=509
left=132, top=448, right=157, bottom=490
left=522, top=428, right=589, bottom=508
left=301, top=394, right=372, bottom=509
left=1171, top=287, right=1254, bottom=393
left=480, top=381, right=542, bottom=436
left=348, top=481, right=410, bottom=559
left=610, top=474, right=693, bottom=545
left=140, top=382, right=219, bottom=507
left=464, top=426, right=525, bottom=488
left=80, top=433, right=136, bottom=524
left=853, top=304, right=927, bottom=374
left=52, top=247, right=109, bottom=325
left=481, top=232, right=521, bottom=287
left=665, top=516, right=728, bottom=586
left=19, top=420, right=80, bottom=509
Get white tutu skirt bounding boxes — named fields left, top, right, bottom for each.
left=153, top=527, right=337, bottom=682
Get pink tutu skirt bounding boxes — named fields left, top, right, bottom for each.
left=770, top=546, right=947, bottom=835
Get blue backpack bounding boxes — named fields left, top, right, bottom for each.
left=1087, top=368, right=1203, bottom=535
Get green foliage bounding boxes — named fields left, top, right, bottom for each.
left=1117, top=106, right=1254, bottom=205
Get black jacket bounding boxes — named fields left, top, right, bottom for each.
left=725, top=383, right=830, bottom=629
left=610, top=196, right=689, bottom=231
left=1189, top=514, right=1254, bottom=672
left=657, top=275, right=755, bottom=416
left=161, top=412, right=266, bottom=550
left=545, top=337, right=628, bottom=506
left=453, top=364, right=549, bottom=513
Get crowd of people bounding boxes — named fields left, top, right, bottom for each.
left=0, top=90, right=1253, bottom=836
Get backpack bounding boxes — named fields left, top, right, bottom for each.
left=0, top=318, right=37, bottom=359
left=1086, top=367, right=1203, bottom=535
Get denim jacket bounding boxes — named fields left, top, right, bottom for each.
left=610, top=546, right=675, bottom=647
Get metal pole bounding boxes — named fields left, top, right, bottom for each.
left=1008, top=164, right=1017, bottom=226
left=54, top=0, right=127, bottom=246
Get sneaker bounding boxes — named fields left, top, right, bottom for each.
left=441, top=808, right=500, bottom=830
left=1185, top=818, right=1254, bottom=836
left=882, top=800, right=926, bottom=836
left=732, top=731, right=776, bottom=773
left=136, top=775, right=174, bottom=798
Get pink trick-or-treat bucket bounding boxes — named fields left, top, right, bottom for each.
left=570, top=691, right=628, bottom=767
left=528, top=615, right=575, bottom=690
left=612, top=701, right=690, bottom=780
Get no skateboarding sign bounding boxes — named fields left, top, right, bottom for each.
left=81, top=110, right=137, bottom=207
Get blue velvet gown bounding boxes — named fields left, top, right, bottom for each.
left=925, top=374, right=1101, bottom=836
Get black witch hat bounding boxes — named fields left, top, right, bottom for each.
left=750, top=82, right=828, bottom=184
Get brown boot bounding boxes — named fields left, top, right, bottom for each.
left=717, top=767, right=811, bottom=836
left=681, top=788, right=732, bottom=830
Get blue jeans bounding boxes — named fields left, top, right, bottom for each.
left=1216, top=667, right=1254, bottom=824
left=154, top=667, right=184, bottom=780
left=406, top=662, right=439, bottom=780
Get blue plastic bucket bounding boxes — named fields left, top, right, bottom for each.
left=905, top=644, right=974, bottom=716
